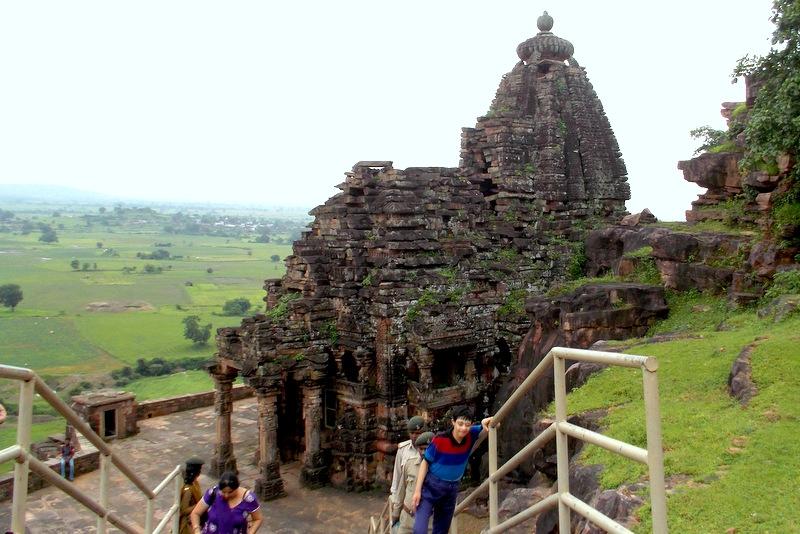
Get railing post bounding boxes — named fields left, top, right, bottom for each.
left=11, top=378, right=34, bottom=534
left=145, top=496, right=154, bottom=533
left=173, top=473, right=182, bottom=534
left=488, top=424, right=498, bottom=529
left=643, top=362, right=668, bottom=534
left=97, top=453, right=110, bottom=534
left=553, top=354, right=571, bottom=534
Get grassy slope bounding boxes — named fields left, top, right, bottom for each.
left=560, top=292, right=800, bottom=533
left=123, top=370, right=213, bottom=401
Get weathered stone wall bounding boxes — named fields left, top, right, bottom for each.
left=135, top=385, right=253, bottom=420
left=0, top=449, right=100, bottom=502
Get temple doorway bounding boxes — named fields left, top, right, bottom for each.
left=277, top=379, right=304, bottom=462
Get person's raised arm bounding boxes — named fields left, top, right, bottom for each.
left=411, top=458, right=428, bottom=511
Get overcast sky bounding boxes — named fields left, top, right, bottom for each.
left=0, top=1, right=776, bottom=220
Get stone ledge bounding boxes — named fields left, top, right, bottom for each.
left=0, top=448, right=100, bottom=502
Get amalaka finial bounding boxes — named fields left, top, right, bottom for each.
left=537, top=11, right=554, bottom=32
left=516, top=10, right=574, bottom=64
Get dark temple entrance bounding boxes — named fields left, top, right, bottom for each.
left=277, top=379, right=304, bottom=462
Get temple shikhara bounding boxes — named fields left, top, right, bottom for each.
left=209, top=12, right=632, bottom=500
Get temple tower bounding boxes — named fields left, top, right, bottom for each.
left=212, top=12, right=630, bottom=498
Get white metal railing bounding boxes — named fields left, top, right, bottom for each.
left=367, top=496, right=392, bottom=534
left=0, top=364, right=184, bottom=534
left=453, top=346, right=668, bottom=534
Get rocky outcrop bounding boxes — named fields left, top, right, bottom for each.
left=585, top=224, right=753, bottom=296
left=728, top=343, right=758, bottom=405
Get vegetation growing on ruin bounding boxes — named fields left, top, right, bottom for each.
left=496, top=289, right=527, bottom=320
left=567, top=242, right=587, bottom=280
left=265, top=292, right=301, bottom=320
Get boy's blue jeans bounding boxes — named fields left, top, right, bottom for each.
left=413, top=473, right=459, bottom=534
left=60, top=457, right=74, bottom=480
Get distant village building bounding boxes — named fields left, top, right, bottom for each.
left=210, top=12, right=630, bottom=500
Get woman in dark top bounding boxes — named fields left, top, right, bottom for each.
left=190, top=471, right=262, bottom=534
left=178, top=457, right=204, bottom=534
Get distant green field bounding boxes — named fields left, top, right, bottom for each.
left=0, top=316, right=122, bottom=374
left=0, top=207, right=297, bottom=384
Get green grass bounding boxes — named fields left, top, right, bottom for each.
left=0, top=316, right=123, bottom=374
left=0, top=217, right=292, bottom=376
left=123, top=370, right=214, bottom=401
left=548, top=291, right=800, bottom=533
left=72, top=310, right=244, bottom=365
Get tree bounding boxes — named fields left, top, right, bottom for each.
left=734, top=0, right=800, bottom=178
left=0, top=284, right=23, bottom=311
left=689, top=126, right=728, bottom=155
left=182, top=315, right=212, bottom=345
left=38, top=226, right=58, bottom=243
left=222, top=298, right=252, bottom=316
left=270, top=254, right=280, bottom=263
left=70, top=259, right=80, bottom=270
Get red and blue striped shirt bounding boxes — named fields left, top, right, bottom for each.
left=423, top=424, right=483, bottom=482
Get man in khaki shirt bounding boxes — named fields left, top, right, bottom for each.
left=390, top=416, right=426, bottom=502
left=392, top=432, right=433, bottom=534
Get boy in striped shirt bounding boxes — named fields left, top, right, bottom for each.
left=411, top=406, right=493, bottom=534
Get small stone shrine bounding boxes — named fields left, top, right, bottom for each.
left=70, top=390, right=138, bottom=441
left=210, top=12, right=631, bottom=499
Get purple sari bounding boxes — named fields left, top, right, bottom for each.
left=202, top=486, right=260, bottom=534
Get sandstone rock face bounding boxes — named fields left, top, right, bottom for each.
left=214, top=15, right=632, bottom=491
left=679, top=82, right=795, bottom=231
left=620, top=208, right=657, bottom=226
left=495, top=283, right=667, bottom=470
left=497, top=486, right=555, bottom=533
left=585, top=224, right=752, bottom=294
left=728, top=344, right=758, bottom=405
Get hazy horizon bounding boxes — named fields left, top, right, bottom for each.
left=0, top=1, right=776, bottom=221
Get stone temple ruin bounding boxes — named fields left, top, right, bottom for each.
left=210, top=12, right=633, bottom=500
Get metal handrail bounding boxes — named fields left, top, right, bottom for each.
left=367, top=496, right=392, bottom=534
left=453, top=346, right=668, bottom=533
left=0, top=364, right=184, bottom=534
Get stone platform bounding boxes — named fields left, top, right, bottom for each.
left=0, top=398, right=385, bottom=533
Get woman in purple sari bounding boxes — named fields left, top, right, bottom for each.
left=189, top=472, right=263, bottom=534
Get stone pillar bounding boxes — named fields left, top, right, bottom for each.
left=300, top=382, right=327, bottom=488
left=209, top=364, right=239, bottom=478
left=251, top=378, right=286, bottom=501
left=417, top=347, right=434, bottom=390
